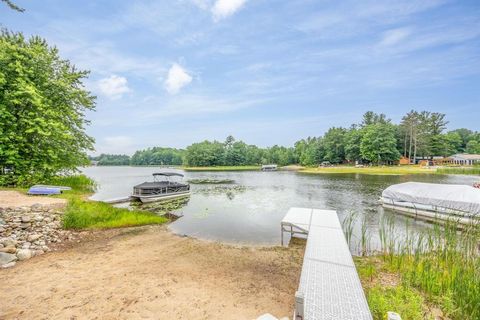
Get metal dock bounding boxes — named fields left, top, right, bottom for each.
left=281, top=208, right=372, bottom=320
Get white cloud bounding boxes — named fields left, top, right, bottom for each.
left=104, top=136, right=134, bottom=147
left=93, top=135, right=136, bottom=155
left=97, top=75, right=131, bottom=99
left=190, top=0, right=211, bottom=10
left=164, top=63, right=193, bottom=94
left=211, top=0, right=246, bottom=21
left=379, top=27, right=412, bottom=46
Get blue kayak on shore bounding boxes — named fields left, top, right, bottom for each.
left=27, top=186, right=62, bottom=195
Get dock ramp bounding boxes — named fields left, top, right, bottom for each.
left=281, top=208, right=372, bottom=320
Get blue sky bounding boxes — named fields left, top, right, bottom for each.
left=2, top=0, right=480, bottom=155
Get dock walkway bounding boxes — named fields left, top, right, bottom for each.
left=281, top=207, right=372, bottom=320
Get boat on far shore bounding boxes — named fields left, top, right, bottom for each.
left=131, top=172, right=190, bottom=203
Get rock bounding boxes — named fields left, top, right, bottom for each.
left=1, top=239, right=17, bottom=247
left=21, top=216, right=32, bottom=223
left=0, top=246, right=16, bottom=254
left=16, top=249, right=33, bottom=261
left=0, top=252, right=17, bottom=265
left=1, top=261, right=16, bottom=268
left=0, top=227, right=5, bottom=233
left=31, top=203, right=43, bottom=211
left=0, top=218, right=5, bottom=225
left=34, top=249, right=45, bottom=256
left=27, top=234, right=42, bottom=242
left=22, top=242, right=31, bottom=249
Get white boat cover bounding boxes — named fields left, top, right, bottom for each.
left=382, top=182, right=480, bottom=215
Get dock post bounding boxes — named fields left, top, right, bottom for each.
left=280, top=223, right=284, bottom=246
left=294, top=291, right=304, bottom=320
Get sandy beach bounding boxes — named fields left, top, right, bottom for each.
left=0, top=225, right=304, bottom=320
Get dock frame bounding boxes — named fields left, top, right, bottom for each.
left=281, top=207, right=373, bottom=320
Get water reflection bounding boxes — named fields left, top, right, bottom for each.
left=81, top=166, right=478, bottom=250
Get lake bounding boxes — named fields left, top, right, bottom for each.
left=81, top=166, right=477, bottom=252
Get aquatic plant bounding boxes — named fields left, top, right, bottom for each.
left=133, top=196, right=190, bottom=215
left=370, top=217, right=480, bottom=320
left=341, top=211, right=356, bottom=247
left=187, top=178, right=235, bottom=184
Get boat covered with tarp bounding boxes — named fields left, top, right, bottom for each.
left=131, top=172, right=190, bottom=203
left=381, top=182, right=480, bottom=226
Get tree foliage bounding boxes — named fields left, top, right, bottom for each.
left=1, top=0, right=24, bottom=12
left=0, top=31, right=95, bottom=185
left=130, top=147, right=183, bottom=166
left=360, top=123, right=401, bottom=164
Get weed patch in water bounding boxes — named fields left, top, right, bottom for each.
left=133, top=196, right=190, bottom=215
left=188, top=178, right=235, bottom=184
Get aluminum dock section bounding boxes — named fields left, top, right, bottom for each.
left=281, top=207, right=372, bottom=320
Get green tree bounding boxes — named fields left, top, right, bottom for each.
left=184, top=140, right=225, bottom=166
left=323, top=127, right=346, bottom=163
left=361, top=111, right=390, bottom=127
left=360, top=123, right=400, bottom=164
left=466, top=140, right=480, bottom=154
left=344, top=126, right=363, bottom=162
left=441, top=131, right=462, bottom=156
left=0, top=32, right=95, bottom=185
left=1, top=0, right=24, bottom=12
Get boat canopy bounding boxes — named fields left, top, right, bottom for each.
left=382, top=182, right=480, bottom=215
left=153, top=172, right=184, bottom=177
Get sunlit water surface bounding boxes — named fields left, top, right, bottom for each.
left=81, top=166, right=477, bottom=253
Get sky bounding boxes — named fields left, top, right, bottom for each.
left=2, top=0, right=480, bottom=155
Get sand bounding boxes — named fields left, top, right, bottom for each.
left=0, top=191, right=66, bottom=208
left=0, top=225, right=304, bottom=320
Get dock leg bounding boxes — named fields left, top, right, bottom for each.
left=295, top=291, right=304, bottom=320
left=281, top=224, right=284, bottom=246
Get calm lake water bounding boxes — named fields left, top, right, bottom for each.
left=81, top=166, right=477, bottom=252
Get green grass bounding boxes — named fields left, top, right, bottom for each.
left=367, top=285, right=426, bottom=320
left=436, top=167, right=480, bottom=175
left=2, top=174, right=167, bottom=230
left=63, top=198, right=168, bottom=229
left=351, top=214, right=480, bottom=320
left=300, top=165, right=435, bottom=175
left=183, top=165, right=261, bottom=171
left=46, top=174, right=97, bottom=194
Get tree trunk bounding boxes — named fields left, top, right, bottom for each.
left=413, top=136, right=417, bottom=165
left=409, top=126, right=413, bottom=164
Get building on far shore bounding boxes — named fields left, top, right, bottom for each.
left=448, top=154, right=480, bottom=165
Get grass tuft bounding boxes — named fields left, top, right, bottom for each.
left=45, top=174, right=97, bottom=193
left=63, top=198, right=167, bottom=230
left=355, top=216, right=480, bottom=320
left=367, top=285, right=425, bottom=320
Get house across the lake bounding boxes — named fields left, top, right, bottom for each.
left=448, top=154, right=480, bottom=165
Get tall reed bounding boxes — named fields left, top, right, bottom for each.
left=374, top=217, right=480, bottom=319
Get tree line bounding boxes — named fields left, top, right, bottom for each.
left=91, top=111, right=480, bottom=167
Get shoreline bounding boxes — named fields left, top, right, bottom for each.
left=0, top=224, right=305, bottom=319
left=85, top=164, right=480, bottom=176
